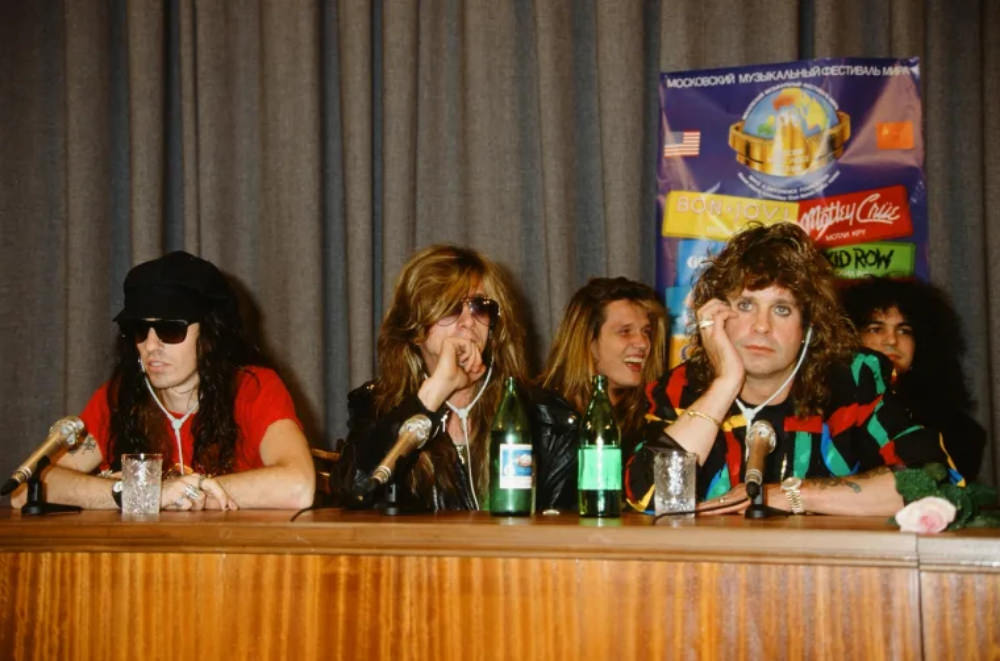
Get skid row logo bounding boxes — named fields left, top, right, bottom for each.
left=823, top=241, right=915, bottom=279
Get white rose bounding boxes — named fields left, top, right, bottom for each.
left=895, top=496, right=957, bottom=534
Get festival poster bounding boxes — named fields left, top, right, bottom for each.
left=655, top=57, right=927, bottom=364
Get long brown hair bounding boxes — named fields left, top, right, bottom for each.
left=539, top=277, right=667, bottom=435
left=685, top=222, right=856, bottom=416
left=374, top=245, right=527, bottom=502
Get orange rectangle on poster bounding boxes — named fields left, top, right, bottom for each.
left=876, top=121, right=914, bottom=150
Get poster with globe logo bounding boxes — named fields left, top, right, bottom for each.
left=655, top=57, right=926, bottom=365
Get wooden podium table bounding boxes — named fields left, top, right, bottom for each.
left=1, top=508, right=998, bottom=660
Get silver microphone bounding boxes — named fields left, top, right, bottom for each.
left=744, top=420, right=776, bottom=499
left=1, top=416, right=86, bottom=495
left=352, top=414, right=433, bottom=502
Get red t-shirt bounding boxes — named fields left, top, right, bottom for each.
left=80, top=366, right=301, bottom=473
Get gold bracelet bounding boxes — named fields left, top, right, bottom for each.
left=684, top=408, right=721, bottom=428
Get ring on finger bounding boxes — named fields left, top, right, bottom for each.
left=183, top=484, right=203, bottom=500
left=719, top=496, right=727, bottom=505
left=173, top=497, right=187, bottom=508
left=697, top=319, right=715, bottom=329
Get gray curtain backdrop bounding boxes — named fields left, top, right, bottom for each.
left=1, top=0, right=997, bottom=491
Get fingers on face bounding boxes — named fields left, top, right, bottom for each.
left=696, top=299, right=735, bottom=334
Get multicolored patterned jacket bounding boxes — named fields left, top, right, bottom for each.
left=625, top=350, right=962, bottom=512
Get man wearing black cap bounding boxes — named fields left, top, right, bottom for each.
left=12, top=251, right=315, bottom=510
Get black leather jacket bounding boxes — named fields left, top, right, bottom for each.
left=339, top=382, right=579, bottom=512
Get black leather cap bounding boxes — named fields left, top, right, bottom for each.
left=114, top=251, right=234, bottom=322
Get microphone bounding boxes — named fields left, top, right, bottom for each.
left=1, top=416, right=86, bottom=496
left=352, top=414, right=433, bottom=502
left=744, top=420, right=776, bottom=499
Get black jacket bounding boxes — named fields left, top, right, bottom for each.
left=339, top=381, right=579, bottom=512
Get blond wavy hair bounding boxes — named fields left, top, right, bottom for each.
left=539, top=277, right=667, bottom=435
left=685, top=222, right=857, bottom=416
left=374, top=245, right=527, bottom=502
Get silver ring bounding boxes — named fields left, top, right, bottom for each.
left=183, top=484, right=202, bottom=500
left=697, top=319, right=715, bottom=329
left=173, top=497, right=187, bottom=508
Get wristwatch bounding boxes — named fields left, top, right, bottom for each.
left=780, top=476, right=805, bottom=514
left=111, top=480, right=123, bottom=510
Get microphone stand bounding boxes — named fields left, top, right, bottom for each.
left=378, top=481, right=402, bottom=516
left=744, top=483, right=786, bottom=520
left=349, top=472, right=403, bottom=515
left=19, top=456, right=82, bottom=517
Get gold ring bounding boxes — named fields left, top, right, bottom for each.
left=719, top=497, right=727, bottom=504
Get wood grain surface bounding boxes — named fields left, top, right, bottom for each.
left=0, top=509, right=997, bottom=660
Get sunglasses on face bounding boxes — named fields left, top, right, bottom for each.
left=121, top=319, right=192, bottom=344
left=437, top=295, right=500, bottom=328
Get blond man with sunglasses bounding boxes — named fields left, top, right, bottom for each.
left=12, top=252, right=315, bottom=511
left=341, top=244, right=576, bottom=512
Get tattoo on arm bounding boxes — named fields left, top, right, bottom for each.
left=813, top=476, right=862, bottom=493
left=811, top=466, right=891, bottom=494
left=72, top=435, right=98, bottom=455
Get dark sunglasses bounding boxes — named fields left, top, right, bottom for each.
left=437, top=295, right=500, bottom=328
left=121, top=319, right=192, bottom=344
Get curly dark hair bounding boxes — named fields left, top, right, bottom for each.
left=685, top=222, right=857, bottom=416
left=106, top=298, right=267, bottom=475
left=842, top=277, right=973, bottom=416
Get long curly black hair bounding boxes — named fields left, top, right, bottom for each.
left=106, top=299, right=267, bottom=474
left=842, top=277, right=973, bottom=418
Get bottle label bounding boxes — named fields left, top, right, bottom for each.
left=498, top=444, right=533, bottom=490
left=578, top=446, right=622, bottom=490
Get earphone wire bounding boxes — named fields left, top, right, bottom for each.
left=144, top=375, right=198, bottom=475
left=443, top=361, right=493, bottom=511
left=733, top=325, right=813, bottom=428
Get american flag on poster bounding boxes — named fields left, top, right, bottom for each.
left=663, top=130, right=700, bottom=157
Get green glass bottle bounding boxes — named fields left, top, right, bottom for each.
left=577, top=374, right=622, bottom=517
left=489, top=377, right=534, bottom=515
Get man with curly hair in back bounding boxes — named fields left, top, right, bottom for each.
left=625, top=223, right=959, bottom=516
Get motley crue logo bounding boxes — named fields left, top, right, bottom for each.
left=797, top=185, right=912, bottom=247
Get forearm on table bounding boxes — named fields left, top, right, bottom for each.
left=799, top=466, right=902, bottom=516
left=10, top=465, right=117, bottom=510
left=212, top=462, right=315, bottom=510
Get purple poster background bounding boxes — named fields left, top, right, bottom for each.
left=655, top=57, right=927, bottom=352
